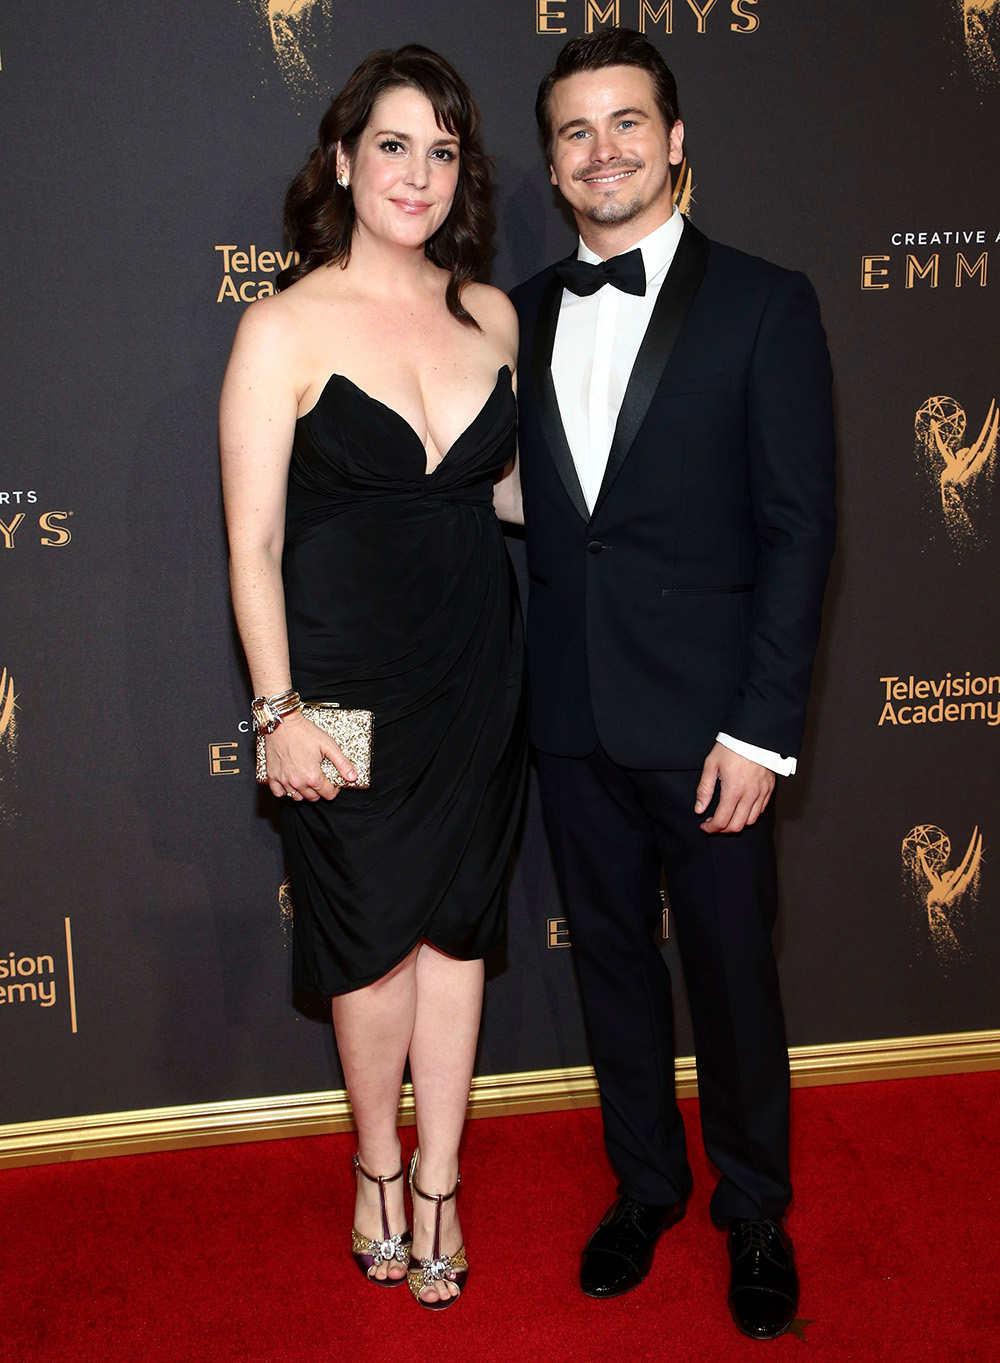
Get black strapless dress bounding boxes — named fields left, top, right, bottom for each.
left=280, top=367, right=526, bottom=995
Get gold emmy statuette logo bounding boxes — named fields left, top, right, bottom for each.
left=962, top=1, right=1000, bottom=82
left=914, top=394, right=998, bottom=547
left=0, top=667, right=18, bottom=823
left=244, top=0, right=333, bottom=97
left=672, top=157, right=695, bottom=217
left=0, top=668, right=16, bottom=753
left=278, top=877, right=294, bottom=937
left=902, top=823, right=984, bottom=960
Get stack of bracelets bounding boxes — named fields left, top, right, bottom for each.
left=251, top=688, right=302, bottom=736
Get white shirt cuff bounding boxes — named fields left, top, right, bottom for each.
left=716, top=733, right=796, bottom=777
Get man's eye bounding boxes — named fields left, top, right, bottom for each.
left=618, top=120, right=636, bottom=131
left=570, top=129, right=590, bottom=140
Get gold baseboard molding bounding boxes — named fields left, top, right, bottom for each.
left=2, top=1028, right=998, bottom=1170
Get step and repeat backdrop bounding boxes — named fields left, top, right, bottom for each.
left=2, top=1, right=999, bottom=1128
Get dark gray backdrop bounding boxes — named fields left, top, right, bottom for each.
left=2, top=0, right=998, bottom=1126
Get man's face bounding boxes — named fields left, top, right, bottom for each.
left=547, top=65, right=684, bottom=236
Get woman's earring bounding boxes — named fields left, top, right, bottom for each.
left=337, top=173, right=349, bottom=189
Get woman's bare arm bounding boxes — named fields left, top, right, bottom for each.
left=220, top=301, right=299, bottom=695
left=220, top=300, right=354, bottom=799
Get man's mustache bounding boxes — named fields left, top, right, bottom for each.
left=574, top=159, right=644, bottom=183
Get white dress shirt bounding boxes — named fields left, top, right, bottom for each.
left=550, top=209, right=796, bottom=778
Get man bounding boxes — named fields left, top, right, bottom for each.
left=509, top=29, right=836, bottom=1340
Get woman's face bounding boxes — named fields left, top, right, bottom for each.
left=339, top=86, right=461, bottom=251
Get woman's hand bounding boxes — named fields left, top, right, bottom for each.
left=265, top=710, right=358, bottom=801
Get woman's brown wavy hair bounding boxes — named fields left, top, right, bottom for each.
left=277, top=45, right=493, bottom=328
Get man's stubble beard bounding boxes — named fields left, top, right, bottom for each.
left=574, top=160, right=673, bottom=229
left=582, top=192, right=644, bottom=225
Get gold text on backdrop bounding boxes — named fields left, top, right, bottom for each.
left=547, top=903, right=669, bottom=947
left=878, top=672, right=1000, bottom=728
left=0, top=954, right=57, bottom=1008
left=209, top=743, right=241, bottom=775
left=535, top=0, right=761, bottom=36
left=547, top=918, right=571, bottom=947
left=0, top=920, right=78, bottom=1031
left=215, top=245, right=300, bottom=303
left=862, top=251, right=992, bottom=290
left=0, top=510, right=72, bottom=548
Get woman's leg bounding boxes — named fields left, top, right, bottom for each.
left=331, top=946, right=419, bottom=1281
left=407, top=943, right=484, bottom=1303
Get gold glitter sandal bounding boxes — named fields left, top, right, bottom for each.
left=350, top=1154, right=411, bottom=1285
left=406, top=1149, right=469, bottom=1310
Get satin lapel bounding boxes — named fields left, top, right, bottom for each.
left=530, top=268, right=590, bottom=523
left=591, top=222, right=711, bottom=520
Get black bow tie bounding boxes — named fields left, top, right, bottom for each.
left=556, top=248, right=646, bottom=298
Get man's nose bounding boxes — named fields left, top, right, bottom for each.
left=591, top=128, right=622, bottom=162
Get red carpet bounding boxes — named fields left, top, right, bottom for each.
left=5, top=1071, right=998, bottom=1361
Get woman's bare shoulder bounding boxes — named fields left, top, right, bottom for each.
left=462, top=282, right=518, bottom=354
left=232, top=286, right=300, bottom=349
left=231, top=270, right=343, bottom=363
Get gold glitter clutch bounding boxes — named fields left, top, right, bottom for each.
left=254, top=702, right=373, bottom=788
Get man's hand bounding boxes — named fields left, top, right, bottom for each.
left=694, top=742, right=775, bottom=834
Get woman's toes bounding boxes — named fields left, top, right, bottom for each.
left=426, top=1280, right=457, bottom=1302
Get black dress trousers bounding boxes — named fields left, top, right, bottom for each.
left=535, top=744, right=791, bottom=1223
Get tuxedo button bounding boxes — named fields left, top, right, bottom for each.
left=587, top=541, right=604, bottom=554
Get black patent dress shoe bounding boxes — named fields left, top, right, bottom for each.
left=580, top=1192, right=687, bottom=1298
left=726, top=1218, right=799, bottom=1339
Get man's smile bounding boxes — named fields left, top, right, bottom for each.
left=576, top=161, right=643, bottom=187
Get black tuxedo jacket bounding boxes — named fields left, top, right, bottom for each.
left=510, top=221, right=836, bottom=769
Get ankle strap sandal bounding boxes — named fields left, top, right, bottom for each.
left=350, top=1154, right=411, bottom=1285
left=406, top=1149, right=469, bottom=1310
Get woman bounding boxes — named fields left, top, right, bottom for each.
left=220, top=46, right=525, bottom=1309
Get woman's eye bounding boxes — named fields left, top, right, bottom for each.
left=431, top=148, right=457, bottom=162
left=379, top=139, right=405, bottom=154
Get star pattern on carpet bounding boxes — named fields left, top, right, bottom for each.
left=787, top=1317, right=816, bottom=1341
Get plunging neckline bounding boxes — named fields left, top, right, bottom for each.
left=298, top=366, right=511, bottom=476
